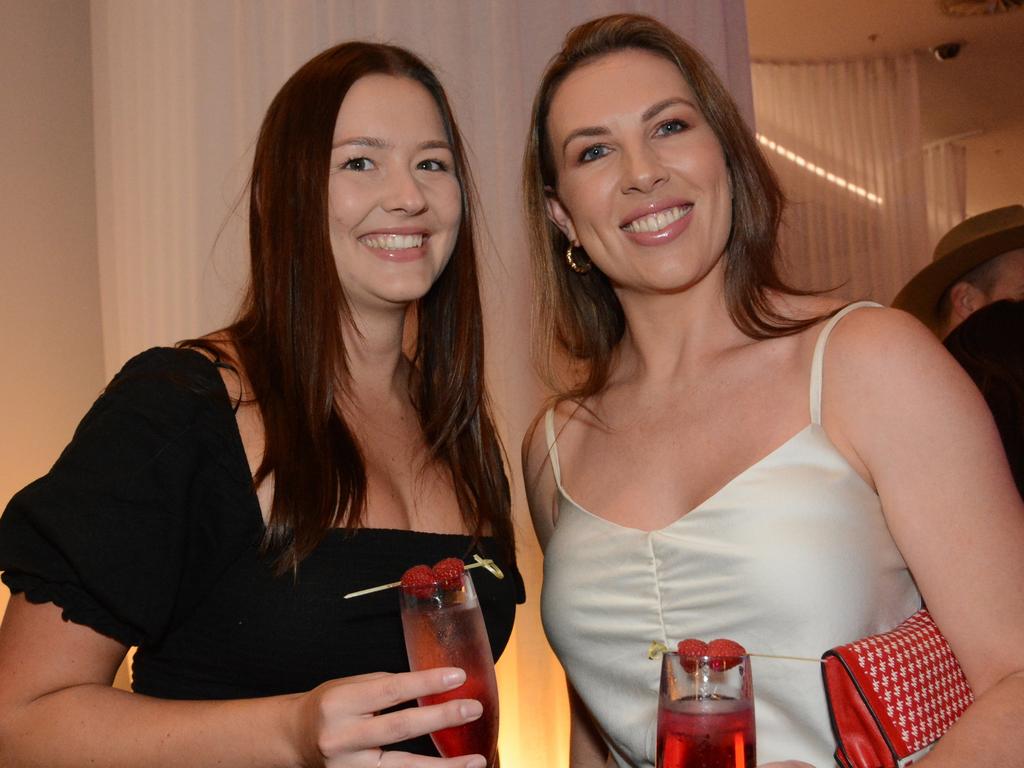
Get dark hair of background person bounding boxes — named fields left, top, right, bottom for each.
left=944, top=299, right=1024, bottom=498
left=187, top=42, right=512, bottom=574
left=522, top=13, right=826, bottom=398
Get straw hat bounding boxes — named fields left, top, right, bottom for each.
left=892, top=205, right=1024, bottom=334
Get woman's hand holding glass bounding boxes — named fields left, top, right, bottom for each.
left=294, top=668, right=487, bottom=768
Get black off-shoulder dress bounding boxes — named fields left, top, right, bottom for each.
left=0, top=347, right=523, bottom=756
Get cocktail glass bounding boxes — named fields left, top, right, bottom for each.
left=657, top=651, right=755, bottom=768
left=400, top=570, right=499, bottom=764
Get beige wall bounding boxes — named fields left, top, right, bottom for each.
left=0, top=0, right=105, bottom=617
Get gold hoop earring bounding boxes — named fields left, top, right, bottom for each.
left=565, top=243, right=591, bottom=274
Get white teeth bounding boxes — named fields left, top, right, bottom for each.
left=623, top=205, right=691, bottom=233
left=360, top=233, right=424, bottom=249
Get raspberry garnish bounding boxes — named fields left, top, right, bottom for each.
left=676, top=638, right=709, bottom=672
left=677, top=638, right=709, bottom=657
left=400, top=564, right=437, bottom=599
left=707, top=638, right=746, bottom=670
left=432, top=557, right=465, bottom=591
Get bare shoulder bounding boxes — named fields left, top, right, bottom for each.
left=813, top=304, right=988, bottom=456
left=820, top=301, right=1022, bottom=542
left=521, top=405, right=554, bottom=549
left=521, top=398, right=585, bottom=476
left=521, top=399, right=580, bottom=550
left=822, top=305, right=965, bottom=396
left=521, top=407, right=549, bottom=497
left=801, top=302, right=1003, bottom=502
left=827, top=303, right=932, bottom=348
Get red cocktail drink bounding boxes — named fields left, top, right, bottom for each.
left=401, top=569, right=498, bottom=764
left=657, top=697, right=755, bottom=768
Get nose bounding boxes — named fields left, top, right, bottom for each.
left=383, top=168, right=428, bottom=215
left=621, top=143, right=668, bottom=195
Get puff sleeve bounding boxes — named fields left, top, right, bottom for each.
left=0, top=347, right=258, bottom=648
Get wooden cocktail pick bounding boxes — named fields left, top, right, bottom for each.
left=646, top=640, right=821, bottom=664
left=343, top=554, right=504, bottom=599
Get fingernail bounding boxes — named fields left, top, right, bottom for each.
left=442, top=668, right=466, bottom=688
left=466, top=757, right=486, bottom=768
left=460, top=700, right=483, bottom=721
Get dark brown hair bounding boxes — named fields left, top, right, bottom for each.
left=191, top=42, right=512, bottom=573
left=523, top=13, right=819, bottom=397
left=944, top=299, right=1024, bottom=498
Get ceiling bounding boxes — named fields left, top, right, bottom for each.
left=745, top=0, right=1024, bottom=215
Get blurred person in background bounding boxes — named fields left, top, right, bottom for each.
left=893, top=205, right=1024, bottom=339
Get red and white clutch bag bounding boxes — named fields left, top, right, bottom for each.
left=821, top=609, right=974, bottom=768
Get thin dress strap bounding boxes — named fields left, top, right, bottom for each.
left=544, top=407, right=563, bottom=486
left=809, top=301, right=883, bottom=425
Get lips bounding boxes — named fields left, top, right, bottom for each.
left=621, top=204, right=693, bottom=234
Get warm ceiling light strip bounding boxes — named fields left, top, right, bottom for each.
left=755, top=133, right=884, bottom=205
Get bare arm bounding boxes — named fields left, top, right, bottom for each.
left=567, top=684, right=608, bottom=768
left=825, top=308, right=1024, bottom=767
left=525, top=410, right=612, bottom=768
left=0, top=595, right=487, bottom=768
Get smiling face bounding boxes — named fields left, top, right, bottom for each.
left=328, top=74, right=462, bottom=314
left=545, top=49, right=733, bottom=296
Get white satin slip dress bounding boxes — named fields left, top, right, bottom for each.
left=540, top=301, right=921, bottom=767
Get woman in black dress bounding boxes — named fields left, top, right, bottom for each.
left=0, top=42, right=518, bottom=768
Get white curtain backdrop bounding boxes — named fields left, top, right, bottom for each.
left=751, top=56, right=931, bottom=304
left=923, top=141, right=968, bottom=251
left=88, top=2, right=752, bottom=764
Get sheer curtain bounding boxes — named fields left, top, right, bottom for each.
left=923, top=141, right=968, bottom=251
left=751, top=57, right=931, bottom=304
left=89, top=2, right=752, bottom=764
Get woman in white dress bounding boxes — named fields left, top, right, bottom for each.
left=521, top=13, right=1024, bottom=768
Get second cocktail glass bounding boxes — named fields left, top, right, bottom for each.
left=657, top=650, right=755, bottom=768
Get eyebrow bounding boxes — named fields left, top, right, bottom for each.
left=560, top=97, right=698, bottom=155
left=331, top=136, right=453, bottom=152
left=643, top=97, right=695, bottom=122
left=333, top=136, right=388, bottom=150
left=419, top=139, right=453, bottom=152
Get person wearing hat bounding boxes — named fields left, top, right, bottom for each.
left=893, top=205, right=1024, bottom=338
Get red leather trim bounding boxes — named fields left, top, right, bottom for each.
left=822, top=650, right=899, bottom=768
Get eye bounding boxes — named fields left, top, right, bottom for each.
left=417, top=158, right=451, bottom=172
left=340, top=156, right=375, bottom=171
left=578, top=144, right=610, bottom=164
left=655, top=119, right=689, bottom=137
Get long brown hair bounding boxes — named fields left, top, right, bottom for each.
left=191, top=42, right=512, bottom=573
left=523, top=14, right=820, bottom=398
